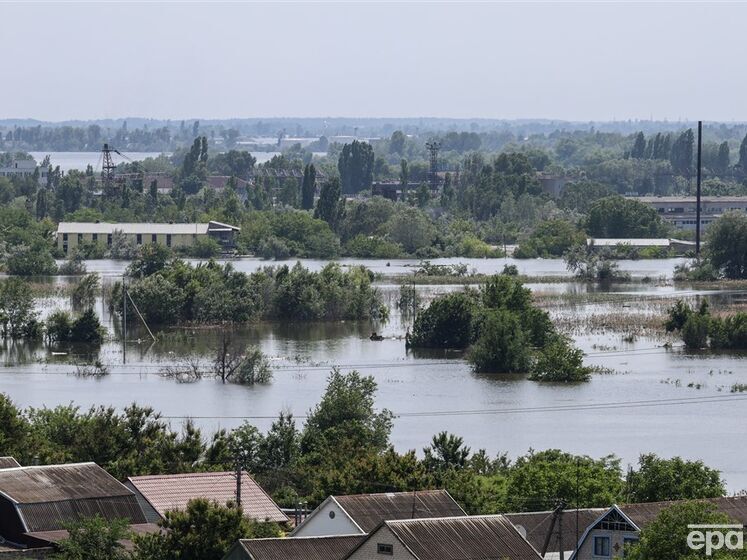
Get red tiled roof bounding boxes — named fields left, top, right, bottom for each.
left=127, top=472, right=287, bottom=524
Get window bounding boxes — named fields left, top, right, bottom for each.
left=77, top=233, right=83, bottom=244
left=594, top=536, right=610, bottom=557
left=92, top=233, right=98, bottom=242
left=107, top=234, right=112, bottom=246
left=328, top=511, right=335, bottom=519
left=152, top=234, right=157, bottom=243
left=136, top=234, right=142, bottom=245
left=377, top=543, right=393, bottom=555
left=62, top=233, right=68, bottom=242
left=166, top=234, right=172, bottom=247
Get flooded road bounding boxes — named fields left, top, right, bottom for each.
left=1, top=260, right=746, bottom=490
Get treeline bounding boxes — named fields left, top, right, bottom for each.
left=112, top=248, right=387, bottom=325
left=0, top=370, right=726, bottom=514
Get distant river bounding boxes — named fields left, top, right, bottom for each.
left=27, top=150, right=327, bottom=172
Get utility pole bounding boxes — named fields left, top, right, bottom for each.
left=122, top=275, right=126, bottom=364
left=696, top=121, right=703, bottom=257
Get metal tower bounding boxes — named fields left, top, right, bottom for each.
left=101, top=143, right=117, bottom=189
left=425, top=141, right=441, bottom=190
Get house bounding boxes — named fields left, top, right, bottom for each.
left=506, top=508, right=606, bottom=560
left=586, top=237, right=696, bottom=254
left=223, top=534, right=366, bottom=560
left=345, top=515, right=543, bottom=560
left=55, top=220, right=240, bottom=254
left=631, top=195, right=747, bottom=231
left=0, top=457, right=21, bottom=469
left=0, top=159, right=46, bottom=185
left=505, top=496, right=747, bottom=560
left=0, top=462, right=146, bottom=547
left=290, top=490, right=466, bottom=537
left=125, top=471, right=288, bottom=524
left=570, top=497, right=747, bottom=560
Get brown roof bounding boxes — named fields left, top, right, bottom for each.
left=0, top=463, right=133, bottom=504
left=126, top=471, right=287, bottom=523
left=0, top=457, right=21, bottom=470
left=334, top=490, right=466, bottom=533
left=205, top=176, right=251, bottom=190
left=383, top=515, right=543, bottom=560
left=237, top=535, right=366, bottom=560
left=505, top=509, right=605, bottom=554
left=620, top=496, right=747, bottom=528
left=25, top=523, right=160, bottom=551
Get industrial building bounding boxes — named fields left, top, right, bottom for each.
left=631, top=196, right=747, bottom=231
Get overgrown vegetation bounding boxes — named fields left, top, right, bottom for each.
left=665, top=300, right=747, bottom=350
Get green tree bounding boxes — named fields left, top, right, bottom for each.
left=399, top=159, right=409, bottom=200
left=54, top=516, right=131, bottom=560
left=0, top=277, right=38, bottom=338
left=70, top=308, right=105, bottom=344
left=0, top=393, right=28, bottom=460
left=627, top=501, right=746, bottom=560
left=409, top=291, right=477, bottom=348
left=314, top=178, right=344, bottom=229
left=300, top=369, right=393, bottom=457
left=739, top=132, right=747, bottom=172
left=717, top=141, right=731, bottom=175
left=626, top=454, right=725, bottom=503
left=468, top=309, right=532, bottom=373
left=385, top=207, right=435, bottom=254
left=389, top=130, right=406, bottom=155
left=586, top=196, right=669, bottom=238
left=631, top=132, right=646, bottom=159
left=670, top=129, right=695, bottom=177
left=423, top=432, right=470, bottom=472
left=529, top=336, right=592, bottom=382
left=338, top=140, right=374, bottom=194
left=301, top=164, right=317, bottom=210
left=704, top=212, right=747, bottom=279
left=133, top=499, right=281, bottom=560
left=506, top=450, right=623, bottom=511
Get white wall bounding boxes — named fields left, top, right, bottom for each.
left=292, top=500, right=362, bottom=537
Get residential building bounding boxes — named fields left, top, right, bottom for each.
left=505, top=496, right=747, bottom=560
left=0, top=159, right=47, bottom=185
left=538, top=173, right=572, bottom=197
left=345, top=515, right=543, bottom=560
left=224, top=534, right=366, bottom=560
left=55, top=220, right=240, bottom=254
left=290, top=490, right=466, bottom=537
left=586, top=238, right=695, bottom=254
left=631, top=196, right=747, bottom=231
left=570, top=497, right=747, bottom=560
left=0, top=457, right=21, bottom=470
left=0, top=462, right=146, bottom=548
left=125, top=471, right=288, bottom=524
left=506, top=508, right=606, bottom=560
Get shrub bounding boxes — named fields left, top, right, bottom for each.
left=5, top=244, right=58, bottom=275
left=529, top=337, right=592, bottom=382
left=681, top=313, right=709, bottom=349
left=46, top=309, right=73, bottom=342
left=468, top=309, right=532, bottom=373
left=189, top=236, right=221, bottom=258
left=344, top=235, right=404, bottom=258
left=257, top=236, right=292, bottom=260
left=70, top=309, right=106, bottom=344
left=409, top=291, right=477, bottom=348
left=233, top=348, right=273, bottom=385
left=58, top=253, right=87, bottom=275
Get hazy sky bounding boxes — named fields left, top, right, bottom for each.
left=2, top=1, right=746, bottom=122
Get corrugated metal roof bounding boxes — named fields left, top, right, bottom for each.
left=126, top=472, right=287, bottom=523
left=334, top=490, right=466, bottom=533
left=56, top=222, right=210, bottom=235
left=0, top=457, right=21, bottom=470
left=384, top=515, right=543, bottom=560
left=587, top=238, right=696, bottom=247
left=238, top=534, right=366, bottom=560
left=0, top=463, right=134, bottom=504
left=620, top=496, right=747, bottom=528
left=505, top=509, right=605, bottom=554
left=634, top=196, right=747, bottom=203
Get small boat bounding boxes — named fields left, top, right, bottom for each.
left=369, top=332, right=384, bottom=341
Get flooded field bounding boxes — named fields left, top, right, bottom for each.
left=1, top=259, right=746, bottom=490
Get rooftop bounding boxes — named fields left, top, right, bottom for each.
left=126, top=471, right=287, bottom=524
left=505, top=509, right=605, bottom=554
left=334, top=490, right=466, bottom=533
left=0, top=457, right=21, bottom=470
left=631, top=196, right=747, bottom=203
left=236, top=534, right=365, bottom=560
left=0, top=462, right=133, bottom=504
left=56, top=220, right=239, bottom=235
left=381, top=515, right=542, bottom=560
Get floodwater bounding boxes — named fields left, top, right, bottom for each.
left=1, top=261, right=746, bottom=491
left=72, top=256, right=688, bottom=280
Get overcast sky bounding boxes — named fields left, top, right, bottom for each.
left=2, top=1, right=745, bottom=122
